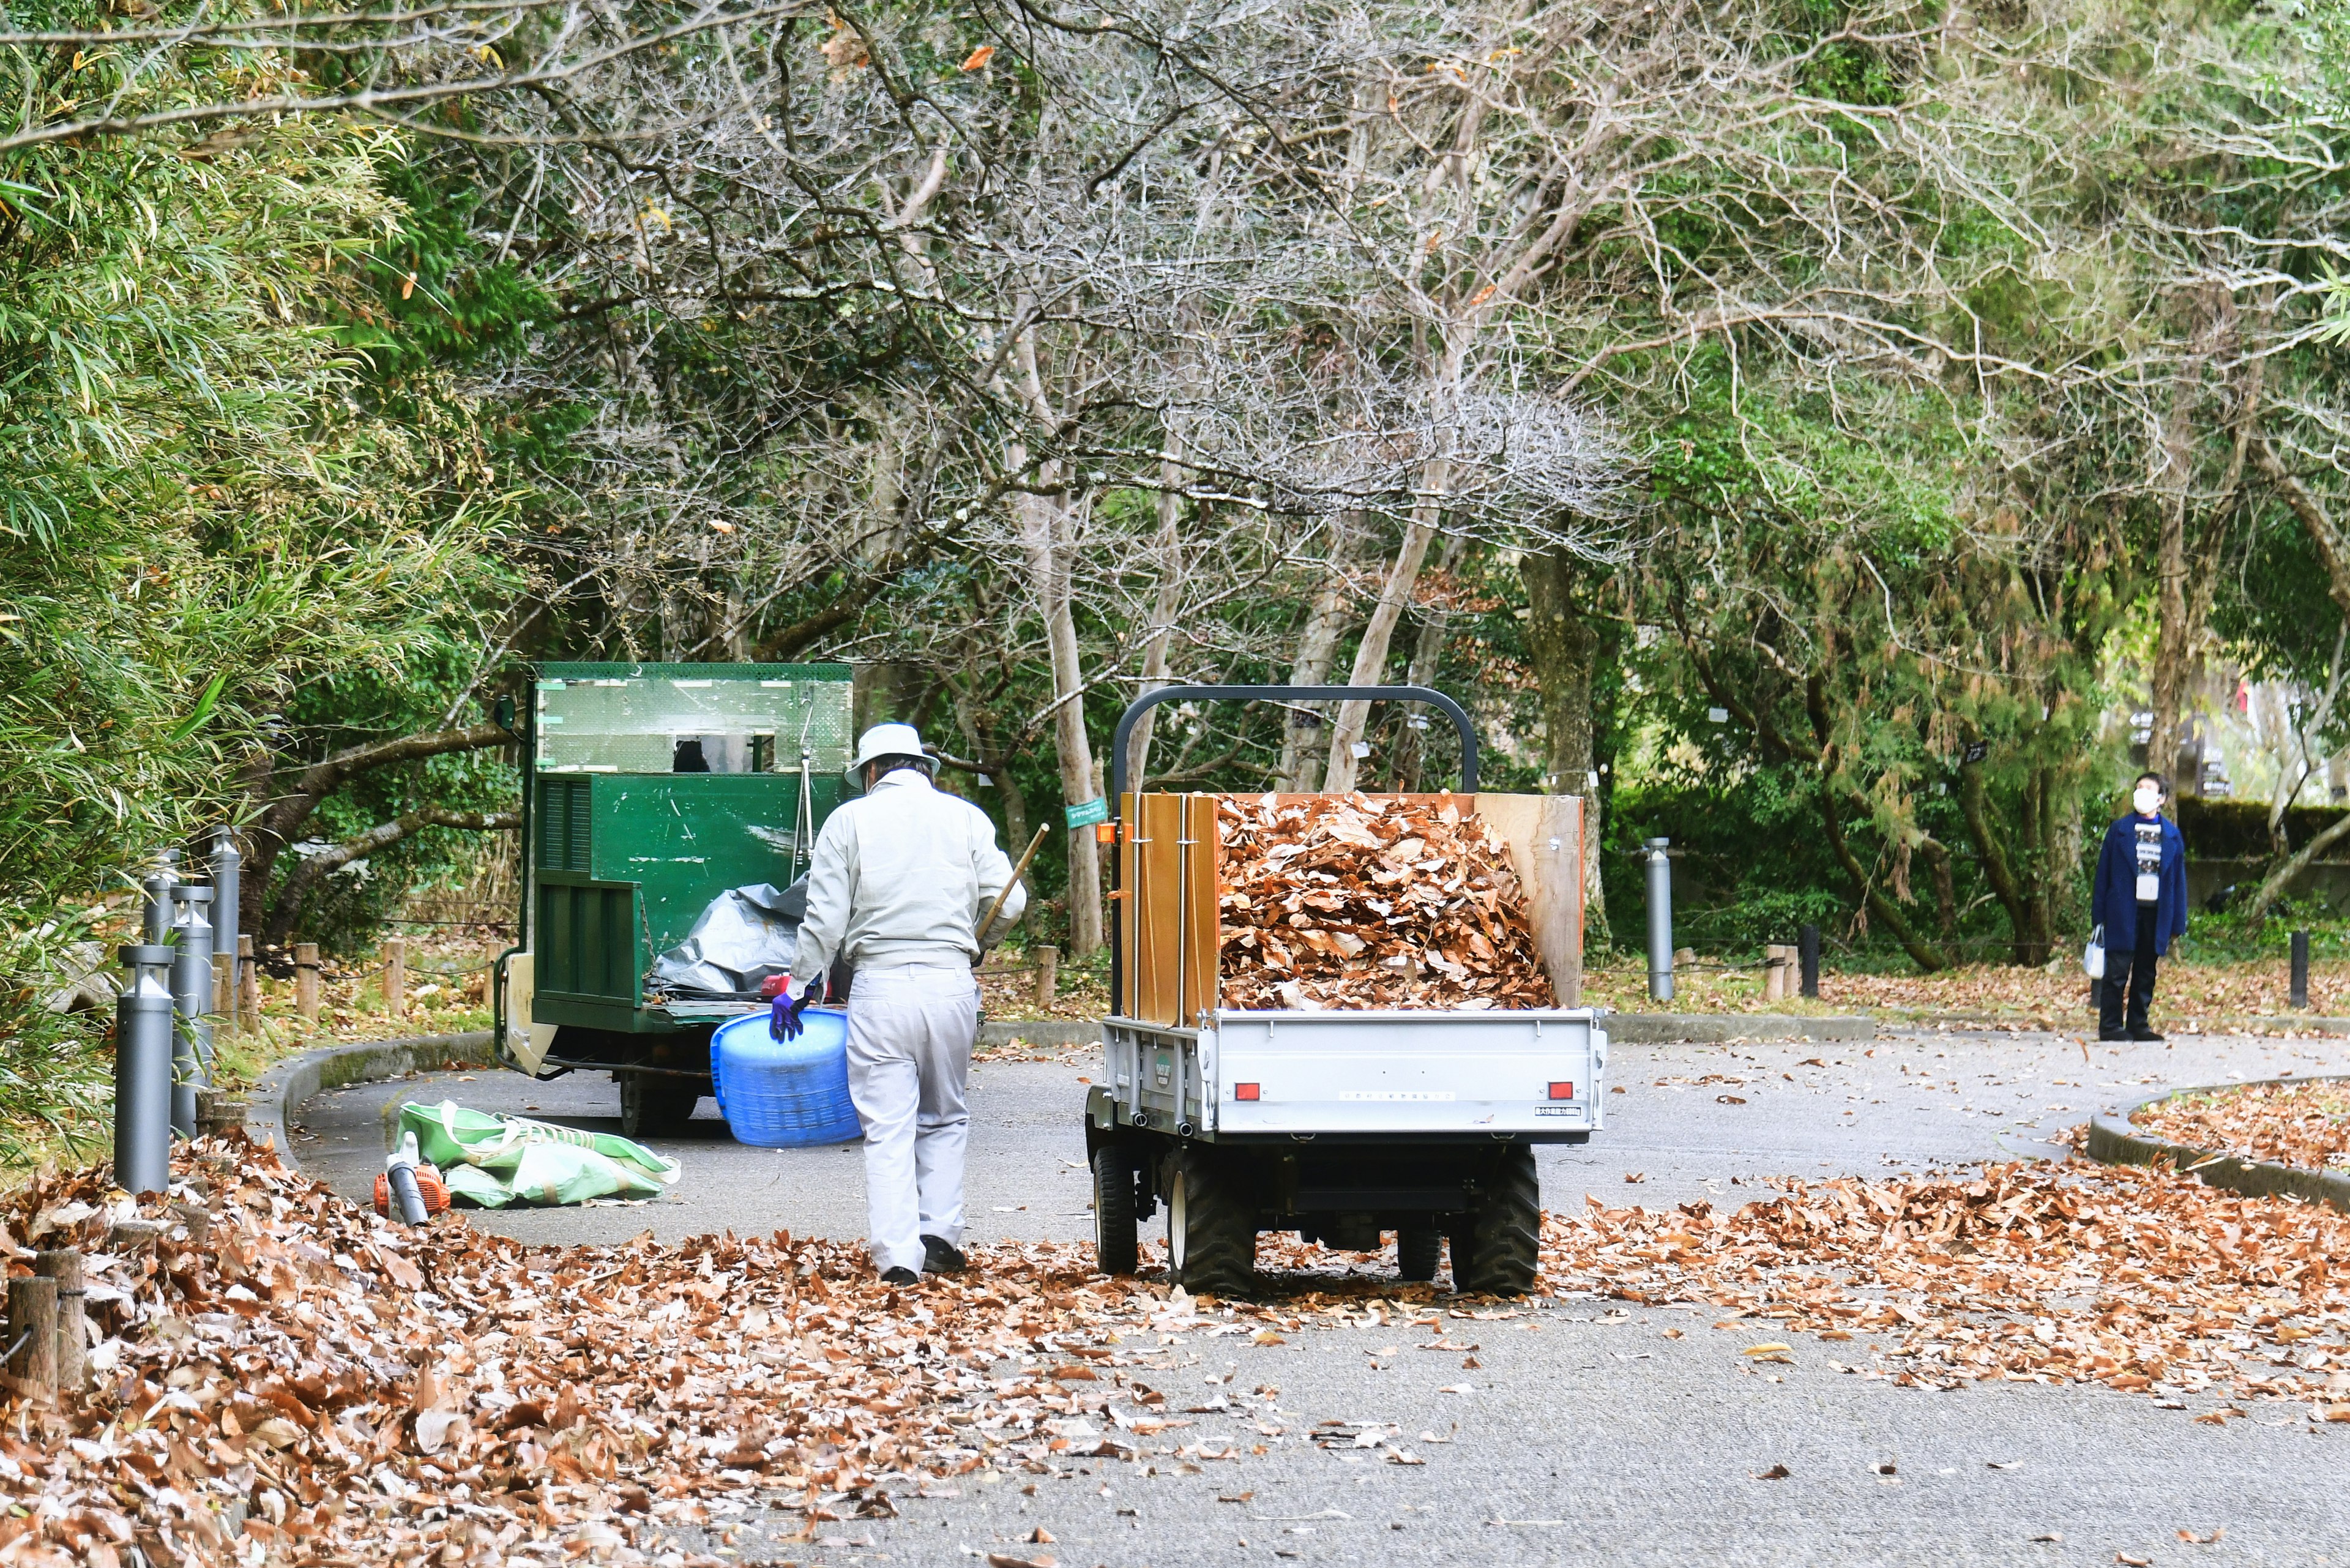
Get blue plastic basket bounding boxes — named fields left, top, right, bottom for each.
left=710, top=1007, right=863, bottom=1147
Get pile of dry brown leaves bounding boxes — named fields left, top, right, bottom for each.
left=9, top=1135, right=2346, bottom=1566
left=1542, top=1160, right=2350, bottom=1412
left=2135, top=1080, right=2350, bottom=1172
left=1215, top=794, right=1551, bottom=1010
left=0, top=1139, right=1235, bottom=1568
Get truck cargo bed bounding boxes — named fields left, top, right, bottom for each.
left=1094, top=1007, right=1607, bottom=1144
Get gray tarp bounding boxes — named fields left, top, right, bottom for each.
left=645, top=879, right=807, bottom=999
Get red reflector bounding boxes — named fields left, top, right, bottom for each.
left=1234, top=1083, right=1260, bottom=1102
left=1548, top=1081, right=1575, bottom=1100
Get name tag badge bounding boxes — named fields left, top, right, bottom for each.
left=2135, top=872, right=2159, bottom=902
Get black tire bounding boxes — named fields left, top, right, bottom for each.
left=1397, top=1223, right=1442, bottom=1283
left=619, top=1073, right=701, bottom=1138
left=1168, top=1143, right=1256, bottom=1297
left=1093, top=1143, right=1141, bottom=1277
left=1457, top=1142, right=1540, bottom=1296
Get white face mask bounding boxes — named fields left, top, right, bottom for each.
left=2133, top=785, right=2163, bottom=816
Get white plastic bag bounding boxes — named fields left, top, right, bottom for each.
left=2083, top=925, right=2106, bottom=979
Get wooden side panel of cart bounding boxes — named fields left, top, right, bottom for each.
left=1116, top=791, right=1584, bottom=1027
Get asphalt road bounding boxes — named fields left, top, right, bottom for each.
left=290, top=1026, right=2350, bottom=1566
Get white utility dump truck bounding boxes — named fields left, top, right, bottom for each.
left=1086, top=684, right=1608, bottom=1296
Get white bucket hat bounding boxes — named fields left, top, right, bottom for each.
left=849, top=722, right=931, bottom=780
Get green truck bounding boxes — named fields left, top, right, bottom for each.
left=492, top=662, right=857, bottom=1135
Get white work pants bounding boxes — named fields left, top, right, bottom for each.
left=844, top=962, right=979, bottom=1276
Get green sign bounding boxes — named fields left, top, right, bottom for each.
left=1064, top=796, right=1110, bottom=829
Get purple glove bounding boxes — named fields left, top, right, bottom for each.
left=770, top=988, right=816, bottom=1041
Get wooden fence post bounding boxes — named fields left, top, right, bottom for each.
left=294, top=943, right=321, bottom=1022
left=1034, top=946, right=1060, bottom=1010
left=7, top=1275, right=57, bottom=1404
left=34, top=1251, right=83, bottom=1399
left=237, top=935, right=258, bottom=1027
left=383, top=936, right=406, bottom=1020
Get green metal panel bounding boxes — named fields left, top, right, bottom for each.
left=524, top=662, right=856, bottom=1039
left=539, top=776, right=593, bottom=870
left=536, top=875, right=641, bottom=1005
left=588, top=771, right=846, bottom=952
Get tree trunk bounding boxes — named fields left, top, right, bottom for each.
left=1325, top=457, right=1450, bottom=792
left=1390, top=534, right=1468, bottom=792
left=2256, top=438, right=2350, bottom=620
left=261, top=808, right=519, bottom=950
left=1807, top=674, right=1945, bottom=970
left=241, top=722, right=513, bottom=939
left=1521, top=546, right=1610, bottom=947
left=1816, top=783, right=1948, bottom=973
left=1124, top=459, right=1187, bottom=792
left=2149, top=375, right=2201, bottom=792
left=2244, top=807, right=2350, bottom=922
left=1016, top=483, right=1103, bottom=957
left=1275, top=521, right=1363, bottom=791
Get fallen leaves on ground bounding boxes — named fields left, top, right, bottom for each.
left=0, top=1138, right=1250, bottom=1567
left=7, top=1138, right=2346, bottom=1566
left=2135, top=1080, right=2350, bottom=1172
left=1543, top=1159, right=2350, bottom=1408
left=1215, top=793, right=1551, bottom=1010
left=1583, top=958, right=2350, bottom=1029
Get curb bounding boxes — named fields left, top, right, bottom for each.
left=248, top=1030, right=497, bottom=1168
left=1603, top=1014, right=1878, bottom=1044
left=978, top=1020, right=1097, bottom=1050
left=2086, top=1077, right=2350, bottom=1214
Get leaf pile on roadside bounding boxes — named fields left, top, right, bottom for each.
left=0, top=1140, right=1253, bottom=1567
left=1216, top=793, right=1553, bottom=1010
left=1545, top=1159, right=2350, bottom=1409
left=2135, top=1081, right=2350, bottom=1172
left=1583, top=956, right=2344, bottom=1031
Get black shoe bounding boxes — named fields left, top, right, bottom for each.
left=2098, top=1030, right=2129, bottom=1042
left=880, top=1266, right=919, bottom=1286
left=922, top=1234, right=968, bottom=1274
left=2130, top=1027, right=2164, bottom=1042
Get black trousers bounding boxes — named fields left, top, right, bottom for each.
left=2098, top=912, right=2159, bottom=1039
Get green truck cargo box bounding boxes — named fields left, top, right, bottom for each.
left=493, top=662, right=856, bottom=1135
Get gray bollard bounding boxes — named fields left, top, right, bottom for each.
left=141, top=858, right=179, bottom=946
left=1644, top=837, right=1674, bottom=1002
left=113, top=945, right=176, bottom=1195
left=2291, top=930, right=2310, bottom=1010
left=168, top=887, right=215, bottom=1137
left=1800, top=924, right=1821, bottom=999
left=211, top=828, right=241, bottom=1034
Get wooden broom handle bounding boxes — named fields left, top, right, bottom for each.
left=974, top=824, right=1053, bottom=961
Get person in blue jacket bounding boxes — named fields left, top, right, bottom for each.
left=2090, top=771, right=2189, bottom=1041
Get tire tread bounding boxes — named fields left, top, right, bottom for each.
left=1458, top=1143, right=1540, bottom=1296
left=1093, top=1144, right=1141, bottom=1277
left=1173, top=1144, right=1256, bottom=1297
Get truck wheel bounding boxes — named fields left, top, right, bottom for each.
left=619, top=1073, right=700, bottom=1138
left=1093, top=1143, right=1141, bottom=1277
left=1457, top=1143, right=1540, bottom=1296
left=1397, top=1224, right=1442, bottom=1283
left=1168, top=1144, right=1255, bottom=1297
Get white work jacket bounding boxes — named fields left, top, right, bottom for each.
left=793, top=770, right=1028, bottom=978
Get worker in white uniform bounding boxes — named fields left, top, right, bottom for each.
left=777, top=723, right=1026, bottom=1285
